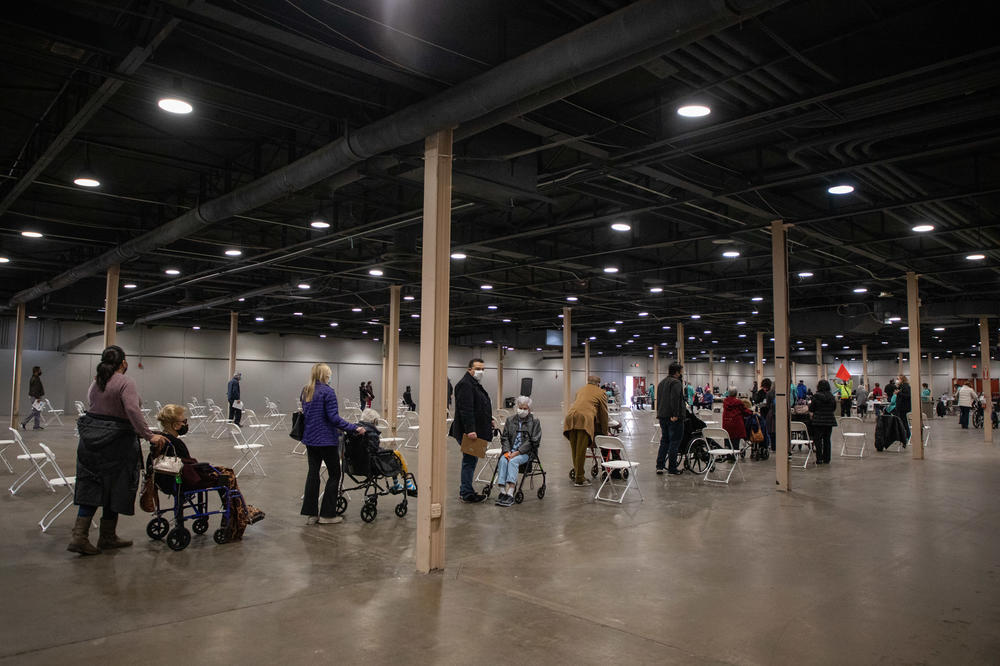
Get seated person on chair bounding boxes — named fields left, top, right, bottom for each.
left=148, top=404, right=264, bottom=536
left=495, top=396, right=541, bottom=507
left=357, top=408, right=417, bottom=496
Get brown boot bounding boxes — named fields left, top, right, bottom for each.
left=97, top=516, right=132, bottom=550
left=67, top=516, right=101, bottom=556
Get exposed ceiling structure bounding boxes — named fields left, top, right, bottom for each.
left=1, top=0, right=997, bottom=364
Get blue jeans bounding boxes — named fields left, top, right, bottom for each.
left=460, top=452, right=478, bottom=496
left=21, top=407, right=41, bottom=429
left=655, top=418, right=685, bottom=472
left=497, top=453, right=529, bottom=486
left=959, top=406, right=970, bottom=428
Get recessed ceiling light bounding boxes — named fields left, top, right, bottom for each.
left=603, top=266, right=619, bottom=273
left=255, top=316, right=264, bottom=322
left=738, top=334, right=746, bottom=338
left=690, top=314, right=701, bottom=319
left=536, top=347, right=542, bottom=351
left=480, top=284, right=492, bottom=290
left=608, top=328, right=617, bottom=333
left=557, top=314, right=563, bottom=318
left=319, top=334, right=327, bottom=338
left=688, top=336, right=695, bottom=340
left=912, top=224, right=934, bottom=233
left=704, top=330, right=711, bottom=334
left=662, top=325, right=671, bottom=330
left=835, top=334, right=843, bottom=338
left=888, top=317, right=901, bottom=322
left=853, top=287, right=868, bottom=293
left=164, top=268, right=180, bottom=275
left=797, top=272, right=814, bottom=278
left=736, top=320, right=746, bottom=325
left=330, top=322, right=339, bottom=327
left=751, top=296, right=763, bottom=302
left=752, top=310, right=759, bottom=315
left=487, top=305, right=498, bottom=310
left=297, top=283, right=311, bottom=290
left=351, top=307, right=362, bottom=312
left=610, top=222, right=631, bottom=232
left=293, top=312, right=303, bottom=316
left=590, top=336, right=597, bottom=340
left=310, top=220, right=330, bottom=229
left=73, top=176, right=101, bottom=188
left=485, top=340, right=493, bottom=345
left=615, top=320, right=623, bottom=324
left=411, top=314, right=420, bottom=318
left=900, top=326, right=909, bottom=330
left=157, top=97, right=193, bottom=114
left=677, top=104, right=711, bottom=117
left=225, top=249, right=242, bottom=257
left=822, top=343, right=828, bottom=347
left=450, top=252, right=467, bottom=260
left=638, top=312, right=648, bottom=317
left=123, top=283, right=137, bottom=289
left=502, top=318, right=511, bottom=323
left=362, top=330, right=368, bottom=334
left=827, top=184, right=854, bottom=195
left=115, top=321, right=123, bottom=325
left=368, top=269, right=384, bottom=277
left=403, top=295, right=415, bottom=301
left=933, top=327, right=945, bottom=331
left=566, top=296, right=578, bottom=301
left=722, top=250, right=740, bottom=258
left=21, top=231, right=43, bottom=238
left=238, top=298, right=245, bottom=302
left=0, top=257, right=10, bottom=264
left=966, top=253, right=986, bottom=260
left=192, top=326, right=200, bottom=330
left=650, top=287, right=663, bottom=293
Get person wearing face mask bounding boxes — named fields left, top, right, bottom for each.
left=227, top=372, right=242, bottom=427
left=494, top=396, right=542, bottom=507
left=21, top=365, right=45, bottom=430
left=655, top=363, right=687, bottom=475
left=887, top=374, right=912, bottom=441
left=70, top=345, right=169, bottom=556
left=449, top=358, right=493, bottom=503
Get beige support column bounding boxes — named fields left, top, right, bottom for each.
left=584, top=340, right=591, bottom=379
left=381, top=324, right=390, bottom=416
left=388, top=285, right=401, bottom=431
left=816, top=338, right=823, bottom=388
left=652, top=345, right=659, bottom=409
left=103, top=264, right=120, bottom=348
left=416, top=128, right=452, bottom=573
left=709, top=349, right=715, bottom=392
left=862, top=344, right=869, bottom=393
left=981, top=317, right=993, bottom=444
left=770, top=220, right=791, bottom=491
left=677, top=322, right=685, bottom=364
left=791, top=360, right=796, bottom=388
left=228, top=311, right=238, bottom=379
left=756, top=331, right=764, bottom=387
left=563, top=307, right=572, bottom=414
left=9, top=303, right=25, bottom=429
left=496, top=344, right=505, bottom=409
left=906, top=272, right=924, bottom=459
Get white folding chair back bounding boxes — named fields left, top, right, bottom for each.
left=839, top=416, right=867, bottom=458
left=265, top=401, right=287, bottom=430
left=230, top=423, right=266, bottom=477
left=649, top=419, right=661, bottom=443
left=42, top=399, right=65, bottom=426
left=209, top=405, right=233, bottom=438
left=702, top=427, right=744, bottom=484
left=906, top=413, right=931, bottom=449
left=593, top=435, right=642, bottom=503
left=8, top=428, right=55, bottom=495
left=186, top=403, right=208, bottom=433
left=75, top=401, right=87, bottom=417
left=0, top=435, right=14, bottom=473
left=154, top=400, right=164, bottom=413
left=206, top=398, right=216, bottom=409
left=789, top=421, right=813, bottom=468
left=36, top=443, right=77, bottom=531
left=242, top=409, right=273, bottom=446
left=403, top=411, right=420, bottom=449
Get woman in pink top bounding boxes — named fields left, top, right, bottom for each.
left=69, top=346, right=167, bottom=556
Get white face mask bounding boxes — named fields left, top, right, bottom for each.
left=517, top=408, right=529, bottom=417
left=473, top=369, right=484, bottom=381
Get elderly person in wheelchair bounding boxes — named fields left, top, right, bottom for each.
left=494, top=396, right=541, bottom=507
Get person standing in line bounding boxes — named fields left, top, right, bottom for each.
left=871, top=383, right=884, bottom=416
left=833, top=377, right=854, bottom=417
left=70, top=346, right=168, bottom=555
left=955, top=379, right=977, bottom=429
left=796, top=380, right=808, bottom=401
left=888, top=374, right=912, bottom=441
left=655, top=363, right=687, bottom=475
left=809, top=380, right=838, bottom=464
left=920, top=382, right=934, bottom=420
left=365, top=380, right=375, bottom=408
left=300, top=363, right=364, bottom=525
left=449, top=358, right=492, bottom=502
left=563, top=375, right=609, bottom=487
left=227, top=372, right=242, bottom=426
left=359, top=382, right=367, bottom=407
left=21, top=365, right=45, bottom=430
left=857, top=384, right=869, bottom=419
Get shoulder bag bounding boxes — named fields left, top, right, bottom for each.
left=290, top=411, right=305, bottom=441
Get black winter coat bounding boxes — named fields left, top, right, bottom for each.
left=893, top=384, right=912, bottom=417
left=809, top=390, right=838, bottom=427
left=74, top=413, right=142, bottom=515
left=449, top=373, right=493, bottom=443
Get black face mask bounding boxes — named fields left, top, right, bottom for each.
left=177, top=424, right=189, bottom=436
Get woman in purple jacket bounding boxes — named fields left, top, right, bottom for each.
left=300, top=363, right=365, bottom=525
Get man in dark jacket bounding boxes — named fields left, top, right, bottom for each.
left=808, top=380, right=838, bottom=464
left=21, top=366, right=45, bottom=430
left=448, top=358, right=492, bottom=502
left=227, top=372, right=242, bottom=426
left=655, top=363, right=687, bottom=475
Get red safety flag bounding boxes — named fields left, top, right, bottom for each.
left=835, top=363, right=851, bottom=381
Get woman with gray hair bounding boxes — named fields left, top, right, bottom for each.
left=495, top=396, right=541, bottom=507
left=357, top=408, right=416, bottom=496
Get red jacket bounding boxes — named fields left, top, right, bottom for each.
left=722, top=396, right=751, bottom=442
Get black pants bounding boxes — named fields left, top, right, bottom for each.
left=301, top=446, right=341, bottom=518
left=228, top=401, right=242, bottom=426
left=839, top=398, right=851, bottom=417
left=812, top=425, right=833, bottom=463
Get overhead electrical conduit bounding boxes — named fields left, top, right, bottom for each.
left=10, top=0, right=789, bottom=307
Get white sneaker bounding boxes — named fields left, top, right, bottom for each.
left=318, top=516, right=344, bottom=525
left=305, top=516, right=319, bottom=525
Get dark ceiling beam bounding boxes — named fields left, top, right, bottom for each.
left=0, top=14, right=181, bottom=217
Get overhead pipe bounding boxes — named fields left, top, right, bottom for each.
left=11, top=0, right=788, bottom=307
left=132, top=282, right=293, bottom=324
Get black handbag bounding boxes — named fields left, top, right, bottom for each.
left=290, top=411, right=305, bottom=441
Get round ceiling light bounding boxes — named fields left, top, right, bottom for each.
left=480, top=284, right=492, bottom=290
left=297, top=283, right=311, bottom=290
left=224, top=249, right=242, bottom=257
left=73, top=177, right=101, bottom=188
left=690, top=314, right=701, bottom=319
left=677, top=105, right=711, bottom=117
left=638, top=312, right=649, bottom=317
left=255, top=316, right=264, bottom=322
left=164, top=268, right=180, bottom=276
left=603, top=266, right=619, bottom=273
left=650, top=287, right=663, bottom=293
left=722, top=250, right=740, bottom=258
left=123, top=283, right=137, bottom=289
left=912, top=224, right=935, bottom=233
left=329, top=322, right=339, bottom=327
left=310, top=220, right=330, bottom=229
left=157, top=97, right=193, bottom=114
left=827, top=184, right=855, bottom=195
left=853, top=287, right=868, bottom=293
left=403, top=295, right=415, bottom=301
left=21, top=231, right=43, bottom=238
left=0, top=257, right=10, bottom=264
left=566, top=296, right=578, bottom=301
left=351, top=307, right=362, bottom=312
left=797, top=271, right=814, bottom=278
left=966, top=253, right=986, bottom=260
left=450, top=252, right=467, bottom=259
left=751, top=296, right=763, bottom=302
left=610, top=222, right=631, bottom=232
left=368, top=269, right=384, bottom=276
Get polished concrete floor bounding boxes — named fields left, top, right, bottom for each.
left=1, top=407, right=998, bottom=665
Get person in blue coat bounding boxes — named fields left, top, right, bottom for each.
left=227, top=372, right=242, bottom=426
left=299, top=363, right=364, bottom=525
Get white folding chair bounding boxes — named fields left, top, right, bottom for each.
left=0, top=436, right=14, bottom=473
left=402, top=411, right=420, bottom=449
left=36, top=443, right=77, bottom=531
left=265, top=401, right=287, bottom=430
left=789, top=421, right=813, bottom=468
left=74, top=401, right=87, bottom=418
left=839, top=416, right=867, bottom=458
left=209, top=405, right=233, bottom=439
left=474, top=445, right=503, bottom=485
left=242, top=408, right=273, bottom=447
left=41, top=399, right=64, bottom=426
left=702, top=427, right=745, bottom=484
left=205, top=398, right=217, bottom=410
left=8, top=428, right=55, bottom=495
left=649, top=419, right=661, bottom=444
left=907, top=413, right=931, bottom=449
left=229, top=423, right=266, bottom=477
left=593, top=435, right=642, bottom=503
left=376, top=418, right=406, bottom=449
left=618, top=406, right=636, bottom=436
left=186, top=402, right=208, bottom=433
left=188, top=398, right=206, bottom=418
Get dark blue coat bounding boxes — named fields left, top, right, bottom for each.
left=301, top=382, right=355, bottom=447
left=227, top=377, right=240, bottom=402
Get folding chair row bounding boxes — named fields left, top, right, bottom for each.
left=7, top=427, right=56, bottom=495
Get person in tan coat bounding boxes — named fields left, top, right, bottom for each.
left=563, top=375, right=610, bottom=486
